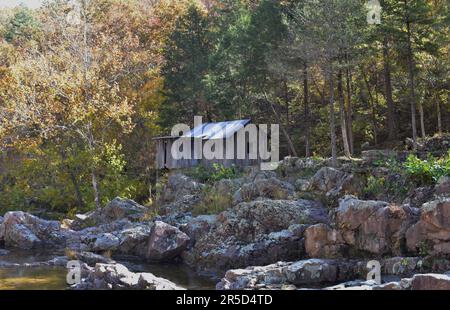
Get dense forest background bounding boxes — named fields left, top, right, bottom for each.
left=0, top=0, right=448, bottom=215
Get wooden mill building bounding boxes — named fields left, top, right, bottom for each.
left=153, top=119, right=263, bottom=169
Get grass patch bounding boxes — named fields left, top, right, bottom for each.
left=193, top=185, right=233, bottom=216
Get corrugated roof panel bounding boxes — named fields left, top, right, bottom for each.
left=183, top=119, right=251, bottom=140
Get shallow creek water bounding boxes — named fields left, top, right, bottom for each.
left=0, top=250, right=216, bottom=290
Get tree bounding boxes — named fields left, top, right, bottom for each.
left=160, top=4, right=212, bottom=128
left=288, top=0, right=366, bottom=164
left=4, top=6, right=41, bottom=45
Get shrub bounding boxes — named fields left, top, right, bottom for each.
left=186, top=163, right=240, bottom=183
left=404, top=151, right=450, bottom=185
left=193, top=185, right=233, bottom=215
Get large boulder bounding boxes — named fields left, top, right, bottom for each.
left=308, top=167, right=363, bottom=203
left=217, top=259, right=345, bottom=290
left=216, top=199, right=328, bottom=243
left=402, top=186, right=436, bottom=208
left=335, top=196, right=419, bottom=255
left=183, top=225, right=306, bottom=273
left=411, top=273, right=450, bottom=290
left=159, top=195, right=200, bottom=216
left=116, top=224, right=153, bottom=257
left=233, top=177, right=295, bottom=204
left=183, top=199, right=328, bottom=273
left=217, top=257, right=434, bottom=290
left=92, top=233, right=121, bottom=252
left=406, top=198, right=450, bottom=255
left=0, top=211, right=65, bottom=249
left=71, top=197, right=147, bottom=230
left=65, top=220, right=152, bottom=258
left=327, top=272, right=450, bottom=291
left=160, top=173, right=203, bottom=204
left=73, top=263, right=183, bottom=290
left=179, top=215, right=217, bottom=247
left=146, top=221, right=190, bottom=262
left=276, top=157, right=325, bottom=178
left=304, top=224, right=345, bottom=258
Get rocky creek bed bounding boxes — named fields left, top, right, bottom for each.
left=0, top=153, right=449, bottom=290
left=0, top=249, right=216, bottom=290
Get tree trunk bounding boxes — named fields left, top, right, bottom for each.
left=383, top=36, right=397, bottom=140
left=328, top=66, right=337, bottom=167
left=87, top=123, right=101, bottom=209
left=406, top=15, right=418, bottom=148
left=436, top=98, right=442, bottom=135
left=362, top=67, right=378, bottom=145
left=284, top=80, right=290, bottom=128
left=60, top=148, right=85, bottom=210
left=338, top=70, right=351, bottom=158
left=303, top=64, right=311, bottom=157
left=419, top=102, right=426, bottom=138
left=266, top=94, right=298, bottom=157
left=91, top=171, right=100, bottom=209
left=345, top=62, right=354, bottom=155
left=81, top=2, right=100, bottom=209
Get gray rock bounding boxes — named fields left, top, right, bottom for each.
left=308, top=167, right=363, bottom=202
left=411, top=273, right=450, bottom=290
left=72, top=251, right=115, bottom=266
left=180, top=215, right=217, bottom=246
left=4, top=224, right=42, bottom=249
left=217, top=259, right=341, bottom=290
left=0, top=211, right=64, bottom=249
left=406, top=198, right=450, bottom=255
left=116, top=224, right=152, bottom=257
left=304, top=223, right=345, bottom=258
left=138, top=273, right=185, bottom=290
left=233, top=177, right=295, bottom=204
left=146, top=221, right=190, bottom=262
left=284, top=259, right=338, bottom=285
left=160, top=194, right=200, bottom=215
left=71, top=197, right=147, bottom=230
left=335, top=195, right=418, bottom=255
left=184, top=199, right=328, bottom=273
left=295, top=179, right=310, bottom=192
left=276, top=157, right=325, bottom=177
left=73, top=263, right=183, bottom=290
left=92, top=233, right=120, bottom=251
left=160, top=174, right=203, bottom=204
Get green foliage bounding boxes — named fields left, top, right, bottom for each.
left=364, top=156, right=412, bottom=201
left=4, top=7, right=41, bottom=44
left=160, top=4, right=212, bottom=128
left=0, top=140, right=148, bottom=215
left=186, top=163, right=240, bottom=183
left=418, top=240, right=433, bottom=257
left=404, top=151, right=450, bottom=185
left=193, top=185, right=232, bottom=216
left=363, top=175, right=387, bottom=198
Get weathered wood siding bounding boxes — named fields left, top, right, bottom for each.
left=154, top=128, right=261, bottom=169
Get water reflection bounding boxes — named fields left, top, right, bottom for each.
left=0, top=250, right=217, bottom=290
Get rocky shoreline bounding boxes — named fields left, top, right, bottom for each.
left=1, top=153, right=449, bottom=290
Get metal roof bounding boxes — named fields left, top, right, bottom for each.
left=183, top=119, right=251, bottom=140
